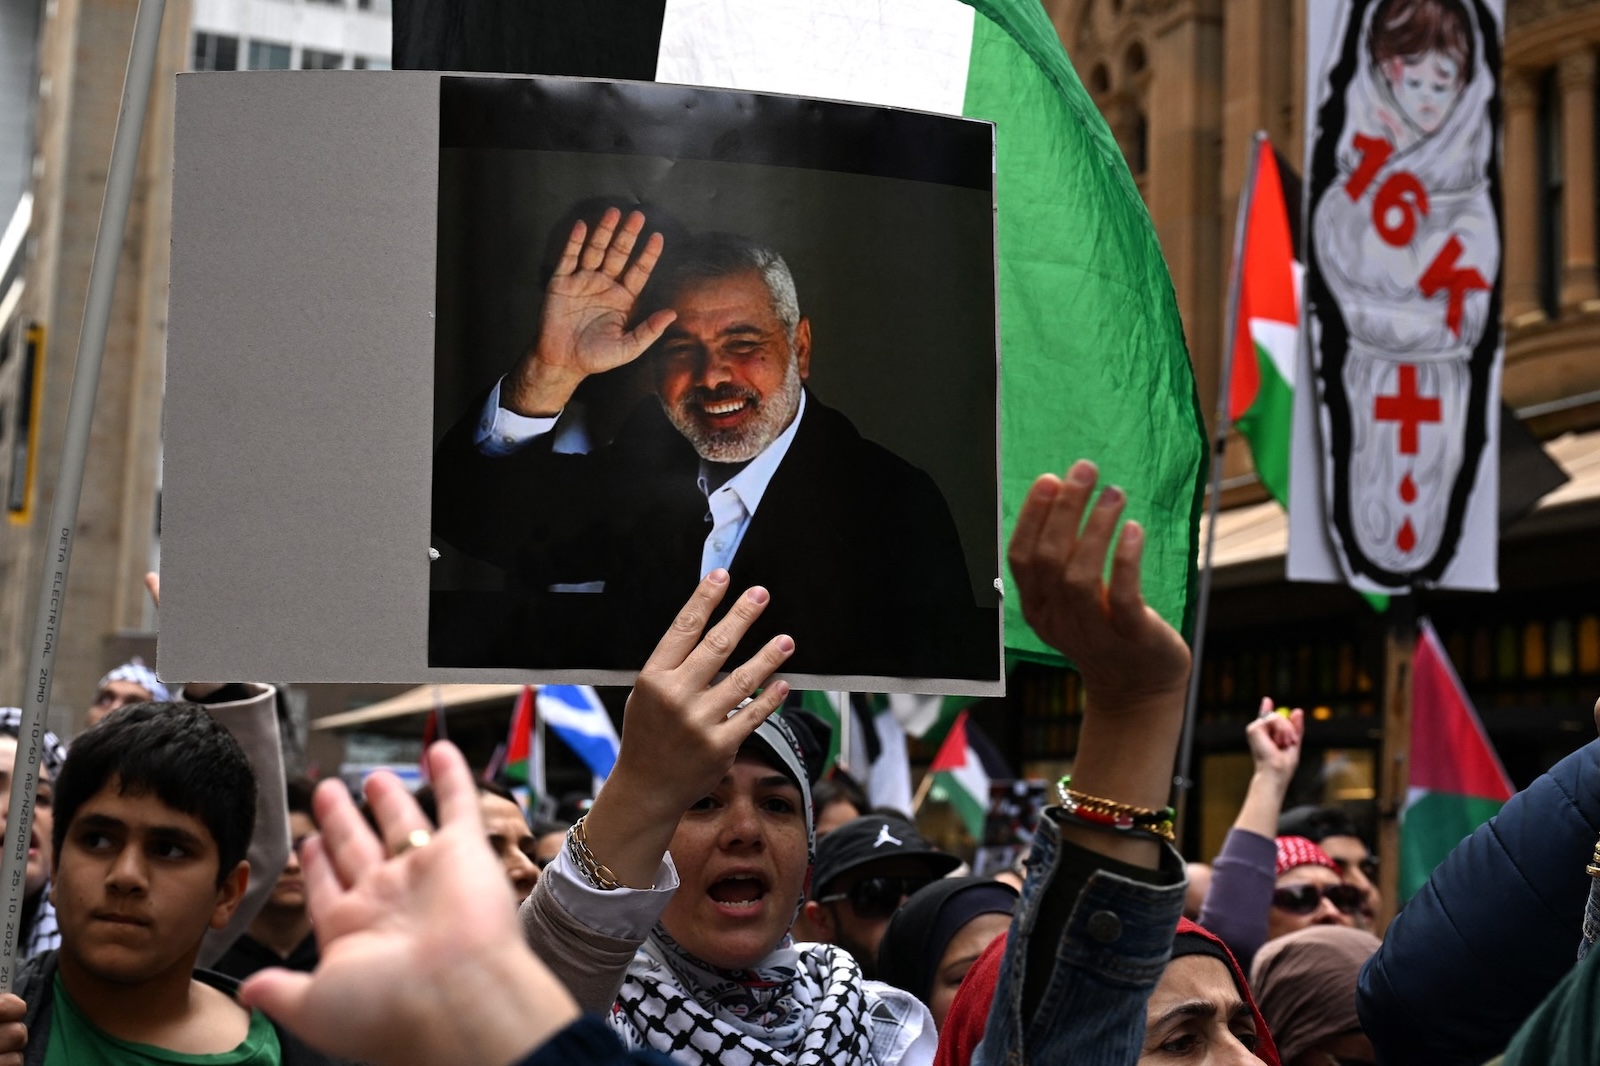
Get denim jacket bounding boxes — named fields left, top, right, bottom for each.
left=975, top=807, right=1186, bottom=1065
left=1580, top=872, right=1600, bottom=962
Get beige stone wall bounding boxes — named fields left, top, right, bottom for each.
left=0, top=0, right=188, bottom=731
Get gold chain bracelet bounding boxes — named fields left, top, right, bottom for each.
left=1056, top=776, right=1177, bottom=843
left=566, top=815, right=622, bottom=891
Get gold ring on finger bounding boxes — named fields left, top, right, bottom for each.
left=391, top=828, right=432, bottom=858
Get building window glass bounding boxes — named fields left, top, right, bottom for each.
left=1471, top=625, right=1493, bottom=682
left=1550, top=616, right=1574, bottom=677
left=301, top=49, right=343, bottom=70
left=1130, top=109, right=1148, bottom=175
left=357, top=0, right=393, bottom=13
left=1538, top=66, right=1565, bottom=319
left=352, top=56, right=392, bottom=71
left=247, top=41, right=292, bottom=70
left=1579, top=615, right=1600, bottom=673
left=192, top=32, right=239, bottom=72
left=1497, top=623, right=1520, bottom=680
left=1523, top=621, right=1547, bottom=679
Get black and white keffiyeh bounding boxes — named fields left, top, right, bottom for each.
left=21, top=888, right=58, bottom=958
left=0, top=708, right=67, bottom=778
left=614, top=930, right=925, bottom=1066
left=608, top=712, right=931, bottom=1065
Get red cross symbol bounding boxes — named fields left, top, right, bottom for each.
left=1374, top=364, right=1440, bottom=455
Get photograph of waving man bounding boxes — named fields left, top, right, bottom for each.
left=432, top=204, right=994, bottom=683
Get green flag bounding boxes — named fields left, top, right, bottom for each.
left=966, top=0, right=1205, bottom=654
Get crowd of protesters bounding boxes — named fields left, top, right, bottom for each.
left=0, top=459, right=1589, bottom=1064
left=0, top=480, right=1597, bottom=1061
left=0, top=445, right=1592, bottom=1066
left=3, top=448, right=1600, bottom=1062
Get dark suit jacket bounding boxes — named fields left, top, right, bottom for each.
left=432, top=390, right=998, bottom=680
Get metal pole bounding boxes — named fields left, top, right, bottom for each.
left=837, top=691, right=852, bottom=774
left=1375, top=596, right=1417, bottom=937
left=1173, top=131, right=1267, bottom=835
left=0, top=0, right=169, bottom=990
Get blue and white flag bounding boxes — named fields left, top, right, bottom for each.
left=537, top=685, right=621, bottom=782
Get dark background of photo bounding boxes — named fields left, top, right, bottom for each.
left=430, top=92, right=1000, bottom=604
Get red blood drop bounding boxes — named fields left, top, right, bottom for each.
left=1399, top=473, right=1417, bottom=503
left=1397, top=518, right=1417, bottom=553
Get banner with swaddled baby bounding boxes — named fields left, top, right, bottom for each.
left=1290, top=0, right=1504, bottom=593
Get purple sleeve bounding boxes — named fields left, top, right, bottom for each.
left=1196, top=827, right=1276, bottom=970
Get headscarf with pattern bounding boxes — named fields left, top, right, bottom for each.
left=97, top=657, right=170, bottom=703
left=609, top=711, right=932, bottom=1065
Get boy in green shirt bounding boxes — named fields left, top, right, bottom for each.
left=2, top=702, right=341, bottom=1065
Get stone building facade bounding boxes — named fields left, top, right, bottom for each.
left=1007, top=0, right=1600, bottom=877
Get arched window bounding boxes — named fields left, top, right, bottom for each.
left=1129, top=108, right=1148, bottom=175
left=1125, top=41, right=1146, bottom=75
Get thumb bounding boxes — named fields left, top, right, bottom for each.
left=238, top=969, right=314, bottom=1028
left=625, top=309, right=677, bottom=352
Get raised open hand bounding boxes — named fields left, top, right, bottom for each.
left=504, top=207, right=678, bottom=416
left=576, top=569, right=796, bottom=890
left=1007, top=460, right=1191, bottom=713
left=615, top=570, right=795, bottom=821
left=239, top=744, right=580, bottom=1066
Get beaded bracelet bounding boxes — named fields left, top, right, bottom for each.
left=566, top=815, right=622, bottom=891
left=1056, top=804, right=1176, bottom=845
left=1056, top=776, right=1177, bottom=842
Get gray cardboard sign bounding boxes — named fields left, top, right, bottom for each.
left=162, top=71, right=1002, bottom=695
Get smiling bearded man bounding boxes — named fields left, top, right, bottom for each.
left=432, top=208, right=991, bottom=680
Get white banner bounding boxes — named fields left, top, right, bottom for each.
left=1291, top=0, right=1504, bottom=593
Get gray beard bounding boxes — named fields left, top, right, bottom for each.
left=664, top=356, right=803, bottom=463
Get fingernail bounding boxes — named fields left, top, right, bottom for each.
left=1099, top=485, right=1125, bottom=507
left=1069, top=460, right=1097, bottom=486
left=772, top=680, right=791, bottom=698
left=748, top=587, right=769, bottom=604
left=777, top=635, right=795, bottom=653
left=1123, top=522, right=1143, bottom=547
left=707, top=568, right=728, bottom=584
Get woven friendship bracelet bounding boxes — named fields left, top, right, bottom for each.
left=1056, top=777, right=1177, bottom=843
left=1056, top=776, right=1175, bottom=826
left=1056, top=805, right=1176, bottom=845
left=567, top=815, right=623, bottom=891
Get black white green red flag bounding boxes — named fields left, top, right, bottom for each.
left=1229, top=137, right=1299, bottom=510
left=927, top=709, right=1009, bottom=839
left=1400, top=618, right=1513, bottom=901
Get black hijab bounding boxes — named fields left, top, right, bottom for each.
left=876, top=877, right=1018, bottom=1005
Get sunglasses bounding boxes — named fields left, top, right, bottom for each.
left=817, top=875, right=935, bottom=920
left=1272, top=882, right=1366, bottom=916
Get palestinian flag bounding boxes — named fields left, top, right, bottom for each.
left=396, top=0, right=1207, bottom=657
left=418, top=689, right=449, bottom=780
left=927, top=709, right=1009, bottom=839
left=1224, top=139, right=1391, bottom=613
left=1400, top=619, right=1514, bottom=901
left=1227, top=136, right=1299, bottom=508
left=502, top=685, right=540, bottom=795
